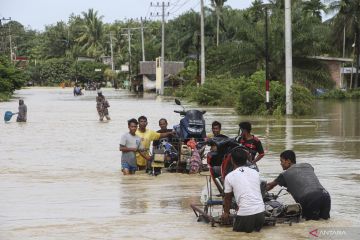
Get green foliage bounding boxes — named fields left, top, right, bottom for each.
left=0, top=92, right=12, bottom=101
left=0, top=55, right=27, bottom=98
left=319, top=89, right=347, bottom=99
left=176, top=71, right=313, bottom=116
left=318, top=88, right=360, bottom=100
left=73, top=61, right=106, bottom=83
left=348, top=89, right=360, bottom=99
left=38, top=58, right=74, bottom=85
left=293, top=84, right=314, bottom=116
left=179, top=60, right=197, bottom=81
left=26, top=58, right=107, bottom=85
left=235, top=71, right=265, bottom=114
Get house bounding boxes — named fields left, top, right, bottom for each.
left=309, top=56, right=354, bottom=88
left=139, top=61, right=184, bottom=91
left=77, top=57, right=95, bottom=62
left=100, top=56, right=112, bottom=66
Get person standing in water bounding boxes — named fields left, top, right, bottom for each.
left=96, top=90, right=110, bottom=121
left=16, top=99, right=27, bottom=122
left=120, top=118, right=141, bottom=175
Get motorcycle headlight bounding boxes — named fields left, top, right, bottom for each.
left=188, top=126, right=203, bottom=133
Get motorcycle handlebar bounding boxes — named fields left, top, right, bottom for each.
left=174, top=110, right=185, bottom=115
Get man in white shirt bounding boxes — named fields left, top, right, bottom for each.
left=221, top=147, right=265, bottom=233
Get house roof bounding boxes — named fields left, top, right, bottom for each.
left=308, top=56, right=353, bottom=62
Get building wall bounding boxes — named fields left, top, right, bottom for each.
left=326, top=61, right=341, bottom=88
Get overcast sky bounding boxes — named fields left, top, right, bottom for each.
left=0, top=0, right=253, bottom=31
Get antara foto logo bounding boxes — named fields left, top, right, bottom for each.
left=309, top=229, right=319, bottom=237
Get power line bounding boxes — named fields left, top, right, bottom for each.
left=168, top=0, right=192, bottom=15
left=167, top=0, right=185, bottom=12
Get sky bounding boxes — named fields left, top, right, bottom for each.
left=0, top=0, right=254, bottom=31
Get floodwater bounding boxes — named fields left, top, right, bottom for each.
left=0, top=87, right=359, bottom=240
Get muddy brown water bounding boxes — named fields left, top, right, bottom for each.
left=0, top=88, right=359, bottom=239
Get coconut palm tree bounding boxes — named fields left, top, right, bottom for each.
left=328, top=0, right=360, bottom=88
left=210, top=0, right=227, bottom=46
left=76, top=9, right=105, bottom=59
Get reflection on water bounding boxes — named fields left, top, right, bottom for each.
left=0, top=88, right=359, bottom=239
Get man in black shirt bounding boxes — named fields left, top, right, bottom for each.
left=266, top=150, right=331, bottom=220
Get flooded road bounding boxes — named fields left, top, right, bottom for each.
left=1, top=87, right=359, bottom=239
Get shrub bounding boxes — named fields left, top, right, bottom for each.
left=293, top=84, right=314, bottom=116
left=175, top=70, right=314, bottom=116
left=319, top=89, right=347, bottom=99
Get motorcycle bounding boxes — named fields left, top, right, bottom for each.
left=173, top=98, right=206, bottom=141
left=151, top=99, right=208, bottom=173
left=190, top=136, right=302, bottom=227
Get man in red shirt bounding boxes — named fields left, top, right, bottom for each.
left=238, top=122, right=264, bottom=164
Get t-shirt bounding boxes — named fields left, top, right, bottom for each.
left=224, top=166, right=265, bottom=216
left=238, top=135, right=264, bottom=160
left=135, top=129, right=161, bottom=166
left=120, top=132, right=141, bottom=167
left=275, top=163, right=325, bottom=203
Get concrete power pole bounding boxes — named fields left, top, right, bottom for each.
left=200, top=0, right=206, bottom=85
left=128, top=28, right=132, bottom=84
left=141, top=17, right=146, bottom=61
left=122, top=23, right=148, bottom=91
left=110, top=32, right=114, bottom=71
left=151, top=1, right=170, bottom=95
left=9, top=30, right=13, bottom=63
left=285, top=0, right=293, bottom=115
left=121, top=28, right=133, bottom=86
left=0, top=17, right=12, bottom=59
left=160, top=1, right=165, bottom=95
left=109, top=32, right=115, bottom=87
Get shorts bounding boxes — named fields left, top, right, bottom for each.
left=233, top=211, right=265, bottom=233
left=121, top=162, right=137, bottom=172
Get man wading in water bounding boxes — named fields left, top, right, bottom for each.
left=96, top=90, right=110, bottom=121
left=16, top=99, right=27, bottom=122
left=135, top=116, right=174, bottom=171
left=266, top=150, right=331, bottom=220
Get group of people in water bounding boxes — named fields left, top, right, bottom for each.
left=119, top=114, right=331, bottom=233
left=9, top=88, right=331, bottom=234
left=119, top=116, right=173, bottom=175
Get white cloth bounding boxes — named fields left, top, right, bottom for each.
left=224, top=166, right=265, bottom=216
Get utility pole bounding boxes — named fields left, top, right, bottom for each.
left=140, top=17, right=146, bottom=61
left=9, top=29, right=13, bottom=63
left=121, top=29, right=133, bottom=86
left=110, top=32, right=114, bottom=71
left=285, top=0, right=293, bottom=115
left=127, top=28, right=132, bottom=84
left=109, top=32, right=115, bottom=87
left=150, top=1, right=170, bottom=95
left=340, top=26, right=346, bottom=88
left=1, top=17, right=12, bottom=62
left=200, top=0, right=206, bottom=85
left=265, top=7, right=270, bottom=109
left=196, top=33, right=201, bottom=86
left=122, top=22, right=148, bottom=91
left=160, top=2, right=165, bottom=95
